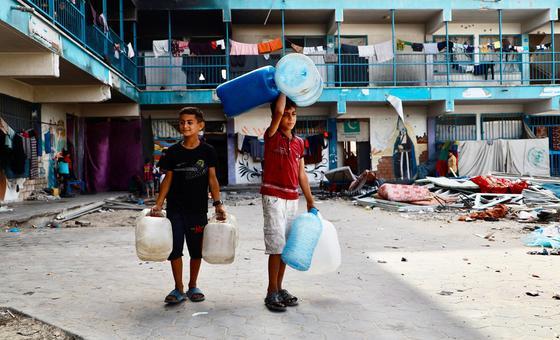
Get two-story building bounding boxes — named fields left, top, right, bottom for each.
left=1, top=0, right=560, bottom=201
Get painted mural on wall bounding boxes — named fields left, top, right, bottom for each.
left=370, top=115, right=427, bottom=173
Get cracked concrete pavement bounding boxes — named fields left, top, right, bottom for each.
left=1, top=197, right=560, bottom=339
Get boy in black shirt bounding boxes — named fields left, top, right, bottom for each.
left=153, top=107, right=226, bottom=304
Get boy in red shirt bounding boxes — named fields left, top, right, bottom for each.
left=260, top=93, right=316, bottom=312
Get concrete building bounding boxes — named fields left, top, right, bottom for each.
left=1, top=0, right=560, bottom=201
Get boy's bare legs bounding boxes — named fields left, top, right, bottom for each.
left=188, top=258, right=201, bottom=289
left=268, top=254, right=282, bottom=293
left=277, top=261, right=286, bottom=291
left=170, top=257, right=184, bottom=293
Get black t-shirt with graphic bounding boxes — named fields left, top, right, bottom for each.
left=159, top=142, right=217, bottom=213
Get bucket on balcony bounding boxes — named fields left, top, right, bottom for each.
left=274, top=53, right=323, bottom=107
left=216, top=66, right=279, bottom=117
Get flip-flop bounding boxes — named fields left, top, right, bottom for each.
left=164, top=289, right=186, bottom=304
left=278, top=289, right=299, bottom=307
left=186, top=287, right=205, bottom=302
left=264, top=292, right=287, bottom=312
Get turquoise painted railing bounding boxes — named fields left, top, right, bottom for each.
left=25, top=0, right=137, bottom=83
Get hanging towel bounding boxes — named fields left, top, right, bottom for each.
left=98, top=13, right=108, bottom=32
left=324, top=53, right=338, bottom=63
left=5, top=126, right=14, bottom=149
left=127, top=42, right=135, bottom=58
left=423, top=43, right=438, bottom=54
left=374, top=41, right=394, bottom=63
left=152, top=39, right=169, bottom=58
left=411, top=43, right=424, bottom=52
left=437, top=41, right=454, bottom=51
left=493, top=41, right=501, bottom=49
left=357, top=45, right=376, bottom=58
left=257, top=38, right=283, bottom=54
left=230, top=40, right=259, bottom=55
left=291, top=43, right=304, bottom=53
left=215, top=39, right=225, bottom=50
left=514, top=46, right=524, bottom=53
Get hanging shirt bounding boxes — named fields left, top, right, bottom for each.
left=260, top=130, right=304, bottom=200
left=411, top=43, right=424, bottom=52
left=127, top=42, right=135, bottom=58
left=215, top=39, right=225, bottom=50
left=44, top=131, right=52, bottom=154
left=152, top=39, right=169, bottom=58
left=257, top=38, right=283, bottom=54
left=230, top=40, right=259, bottom=55
left=423, top=43, right=439, bottom=54
left=357, top=45, right=376, bottom=58
left=374, top=40, right=394, bottom=62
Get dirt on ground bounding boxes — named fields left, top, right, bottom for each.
left=0, top=307, right=81, bottom=340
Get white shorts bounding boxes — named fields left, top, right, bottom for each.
left=262, top=195, right=299, bottom=255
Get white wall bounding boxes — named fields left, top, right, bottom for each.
left=232, top=24, right=327, bottom=43
left=433, top=23, right=521, bottom=36
left=341, top=24, right=426, bottom=45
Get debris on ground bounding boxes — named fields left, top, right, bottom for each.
left=526, top=291, right=540, bottom=297
left=523, top=225, right=560, bottom=248
left=0, top=307, right=81, bottom=339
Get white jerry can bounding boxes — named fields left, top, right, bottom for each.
left=202, top=213, right=238, bottom=264
left=305, top=214, right=342, bottom=275
left=135, top=209, right=173, bottom=262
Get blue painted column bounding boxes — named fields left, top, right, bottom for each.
left=498, top=9, right=503, bottom=85
left=327, top=118, right=338, bottom=170
left=133, top=21, right=137, bottom=83
left=521, top=33, right=529, bottom=84
left=337, top=21, right=341, bottom=87
left=552, top=19, right=556, bottom=84
left=167, top=10, right=172, bottom=88
left=226, top=118, right=237, bottom=185
left=48, top=0, right=54, bottom=19
left=80, top=1, right=86, bottom=43
left=225, top=22, right=230, bottom=80
left=281, top=9, right=286, bottom=56
left=102, top=0, right=108, bottom=56
left=391, top=9, right=396, bottom=86
left=119, top=0, right=124, bottom=40
left=445, top=21, right=450, bottom=85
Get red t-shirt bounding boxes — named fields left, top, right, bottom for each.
left=260, top=129, right=304, bottom=200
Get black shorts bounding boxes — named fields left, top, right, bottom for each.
left=167, top=210, right=207, bottom=260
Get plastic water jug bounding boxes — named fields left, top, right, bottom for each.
left=305, top=214, right=341, bottom=275
left=202, top=213, right=239, bottom=264
left=216, top=66, right=279, bottom=117
left=135, top=209, right=173, bottom=262
left=274, top=53, right=323, bottom=107
left=282, top=209, right=322, bottom=271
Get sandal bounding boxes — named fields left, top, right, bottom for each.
left=278, top=289, right=299, bottom=307
left=186, top=287, right=205, bottom=302
left=264, top=292, right=287, bottom=312
left=164, top=289, right=186, bottom=304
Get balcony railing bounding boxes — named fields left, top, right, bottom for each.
left=20, top=0, right=560, bottom=91
left=136, top=51, right=559, bottom=90
left=25, top=0, right=136, bottom=83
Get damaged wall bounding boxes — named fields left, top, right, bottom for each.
left=341, top=105, right=427, bottom=179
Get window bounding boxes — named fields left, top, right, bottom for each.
left=435, top=115, right=477, bottom=142
left=481, top=114, right=523, bottom=140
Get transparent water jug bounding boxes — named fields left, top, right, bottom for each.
left=216, top=66, right=279, bottom=117
left=202, top=213, right=238, bottom=264
left=281, top=209, right=322, bottom=271
left=136, top=209, right=173, bottom=262
left=305, top=214, right=341, bottom=275
left=274, top=53, right=323, bottom=107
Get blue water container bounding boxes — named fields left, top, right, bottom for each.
left=275, top=53, right=323, bottom=107
left=216, top=66, right=279, bottom=117
left=282, top=210, right=323, bottom=271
